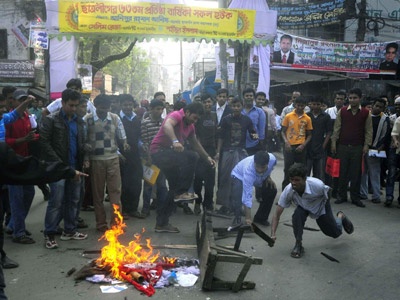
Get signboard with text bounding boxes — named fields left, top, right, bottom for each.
left=270, top=0, right=346, bottom=28
left=0, top=60, right=35, bottom=79
left=271, top=31, right=399, bottom=76
left=59, top=1, right=255, bottom=40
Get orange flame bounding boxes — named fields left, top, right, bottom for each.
left=96, top=204, right=160, bottom=279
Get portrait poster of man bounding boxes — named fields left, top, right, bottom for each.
left=272, top=34, right=295, bottom=64
left=379, top=42, right=398, bottom=73
left=270, top=30, right=400, bottom=78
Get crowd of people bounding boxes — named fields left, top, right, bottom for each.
left=1, top=79, right=400, bottom=298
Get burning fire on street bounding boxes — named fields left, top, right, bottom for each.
left=86, top=204, right=179, bottom=296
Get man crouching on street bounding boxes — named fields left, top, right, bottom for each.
left=230, top=151, right=278, bottom=228
left=271, top=163, right=354, bottom=258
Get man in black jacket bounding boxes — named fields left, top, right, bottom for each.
left=117, top=94, right=143, bottom=218
left=40, top=89, right=88, bottom=249
left=0, top=141, right=87, bottom=300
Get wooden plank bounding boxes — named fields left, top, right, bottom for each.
left=215, top=254, right=263, bottom=265
left=232, top=258, right=253, bottom=292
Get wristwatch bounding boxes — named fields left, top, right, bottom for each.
left=172, top=139, right=179, bottom=144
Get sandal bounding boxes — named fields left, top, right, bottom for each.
left=290, top=242, right=304, bottom=258
left=337, top=211, right=354, bottom=234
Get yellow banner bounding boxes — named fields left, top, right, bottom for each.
left=59, top=1, right=255, bottom=40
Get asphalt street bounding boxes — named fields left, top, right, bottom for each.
left=4, top=154, right=400, bottom=300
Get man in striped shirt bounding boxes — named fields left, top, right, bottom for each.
left=140, top=99, right=166, bottom=217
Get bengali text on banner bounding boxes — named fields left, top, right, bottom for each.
left=58, top=1, right=255, bottom=40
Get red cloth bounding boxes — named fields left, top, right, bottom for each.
left=5, top=111, right=38, bottom=156
left=118, top=263, right=174, bottom=297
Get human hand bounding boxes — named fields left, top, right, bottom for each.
left=295, top=144, right=304, bottom=153
left=331, top=144, right=336, bottom=155
left=214, top=152, right=219, bottom=161
left=207, top=157, right=216, bottom=168
left=74, top=170, right=88, bottom=181
left=172, top=142, right=184, bottom=152
left=123, top=143, right=131, bottom=152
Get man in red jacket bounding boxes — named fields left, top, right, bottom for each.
left=5, top=90, right=39, bottom=244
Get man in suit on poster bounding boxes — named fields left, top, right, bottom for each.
left=273, top=34, right=295, bottom=64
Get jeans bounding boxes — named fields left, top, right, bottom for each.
left=7, top=185, right=35, bottom=238
left=230, top=177, right=277, bottom=222
left=45, top=179, right=81, bottom=235
left=292, top=201, right=342, bottom=241
left=360, top=155, right=381, bottom=200
left=152, top=149, right=199, bottom=226
left=385, top=148, right=400, bottom=201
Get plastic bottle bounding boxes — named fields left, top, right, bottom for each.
left=167, top=271, right=178, bottom=285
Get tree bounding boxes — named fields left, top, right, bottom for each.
left=78, top=37, right=154, bottom=98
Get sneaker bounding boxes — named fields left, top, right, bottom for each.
left=174, top=193, right=196, bottom=203
left=12, top=235, right=35, bottom=244
left=154, top=224, right=180, bottom=233
left=60, top=231, right=88, bottom=241
left=45, top=235, right=59, bottom=249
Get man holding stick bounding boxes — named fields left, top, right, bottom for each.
left=271, top=163, right=354, bottom=258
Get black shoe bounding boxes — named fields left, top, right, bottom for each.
left=193, top=203, right=201, bottom=215
left=12, top=235, right=35, bottom=244
left=183, top=204, right=194, bottom=215
left=149, top=199, right=157, bottom=210
left=371, top=198, right=381, bottom=204
left=42, top=186, right=50, bottom=201
left=228, top=217, right=242, bottom=231
left=337, top=211, right=354, bottom=234
left=216, top=206, right=233, bottom=216
left=1, top=256, right=19, bottom=269
left=384, top=200, right=392, bottom=207
left=253, top=219, right=270, bottom=226
left=290, top=241, right=304, bottom=258
left=334, top=198, right=347, bottom=204
left=77, top=218, right=89, bottom=229
left=352, top=199, right=366, bottom=207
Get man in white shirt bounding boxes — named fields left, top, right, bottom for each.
left=42, top=78, right=96, bottom=118
left=212, top=88, right=231, bottom=125
left=271, top=163, right=354, bottom=259
left=281, top=91, right=310, bottom=121
left=325, top=90, right=346, bottom=121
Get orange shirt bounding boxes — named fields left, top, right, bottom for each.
left=282, top=111, right=313, bottom=145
